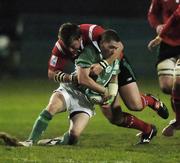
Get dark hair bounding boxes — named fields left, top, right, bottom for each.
left=58, top=22, right=82, bottom=47
left=100, top=29, right=120, bottom=43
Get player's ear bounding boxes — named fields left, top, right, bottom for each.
left=99, top=40, right=104, bottom=49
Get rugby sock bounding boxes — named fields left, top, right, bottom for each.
left=141, top=94, right=155, bottom=108
left=57, top=132, right=70, bottom=145
left=120, top=112, right=152, bottom=134
left=171, top=96, right=176, bottom=112
left=57, top=132, right=78, bottom=145
left=28, top=110, right=52, bottom=143
left=172, top=90, right=180, bottom=123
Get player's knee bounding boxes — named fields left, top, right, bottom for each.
left=160, top=85, right=172, bottom=94
left=126, top=101, right=143, bottom=111
left=175, top=59, right=180, bottom=78
left=46, top=103, right=59, bottom=115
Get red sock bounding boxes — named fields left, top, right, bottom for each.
left=171, top=96, right=176, bottom=113
left=120, top=112, right=152, bottom=134
left=141, top=94, right=155, bottom=108
left=172, top=90, right=180, bottom=122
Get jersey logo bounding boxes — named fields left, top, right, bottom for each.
left=50, top=55, right=58, bottom=67
left=105, top=66, right=112, bottom=73
left=126, top=77, right=133, bottom=82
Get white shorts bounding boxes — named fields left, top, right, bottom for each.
left=54, top=84, right=95, bottom=118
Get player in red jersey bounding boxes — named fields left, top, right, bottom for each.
left=18, top=23, right=169, bottom=147
left=148, top=1, right=180, bottom=136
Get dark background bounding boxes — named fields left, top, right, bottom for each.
left=3, top=0, right=150, bottom=17
left=0, top=0, right=157, bottom=79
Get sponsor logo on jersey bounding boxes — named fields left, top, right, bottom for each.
left=126, top=77, right=133, bottom=82
left=50, top=55, right=58, bottom=67
left=105, top=66, right=112, bottom=73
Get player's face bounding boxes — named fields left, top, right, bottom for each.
left=100, top=40, right=118, bottom=59
left=68, top=37, right=82, bottom=54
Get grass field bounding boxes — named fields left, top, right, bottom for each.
left=0, top=79, right=180, bottom=163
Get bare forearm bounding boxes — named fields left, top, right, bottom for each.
left=78, top=75, right=106, bottom=95
left=77, top=67, right=106, bottom=95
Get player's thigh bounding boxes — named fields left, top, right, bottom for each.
left=69, top=112, right=90, bottom=137
left=157, top=58, right=176, bottom=94
left=119, top=82, right=142, bottom=110
left=46, top=91, right=66, bottom=115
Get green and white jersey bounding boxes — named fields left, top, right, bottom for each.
left=76, top=44, right=120, bottom=96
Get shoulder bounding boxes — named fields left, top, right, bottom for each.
left=76, top=44, right=100, bottom=67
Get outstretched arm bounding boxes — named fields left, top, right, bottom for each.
left=48, top=69, right=77, bottom=84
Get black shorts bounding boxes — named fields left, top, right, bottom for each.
left=118, top=57, right=136, bottom=86
left=158, top=42, right=180, bottom=64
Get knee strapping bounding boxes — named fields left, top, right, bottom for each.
left=157, top=59, right=175, bottom=76
left=175, top=59, right=180, bottom=77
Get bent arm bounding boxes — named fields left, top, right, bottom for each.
left=77, top=66, right=107, bottom=95
left=48, top=69, right=77, bottom=83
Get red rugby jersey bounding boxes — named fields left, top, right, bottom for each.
left=148, top=0, right=179, bottom=29
left=160, top=5, right=180, bottom=46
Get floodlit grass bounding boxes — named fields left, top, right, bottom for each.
left=0, top=79, right=180, bottom=163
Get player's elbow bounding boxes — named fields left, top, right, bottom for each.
left=48, top=69, right=55, bottom=80
left=78, top=75, right=89, bottom=86
left=77, top=77, right=86, bottom=85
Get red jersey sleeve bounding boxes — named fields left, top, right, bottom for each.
left=148, top=0, right=179, bottom=29
left=148, top=0, right=162, bottom=29
left=48, top=40, right=68, bottom=72
left=160, top=5, right=180, bottom=46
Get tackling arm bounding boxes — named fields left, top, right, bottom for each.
left=90, top=41, right=123, bottom=76
left=48, top=69, right=77, bottom=83
left=77, top=66, right=108, bottom=97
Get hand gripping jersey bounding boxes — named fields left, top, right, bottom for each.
left=148, top=0, right=179, bottom=29
left=160, top=5, right=180, bottom=46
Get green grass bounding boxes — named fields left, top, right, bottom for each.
left=0, top=79, right=180, bottom=163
